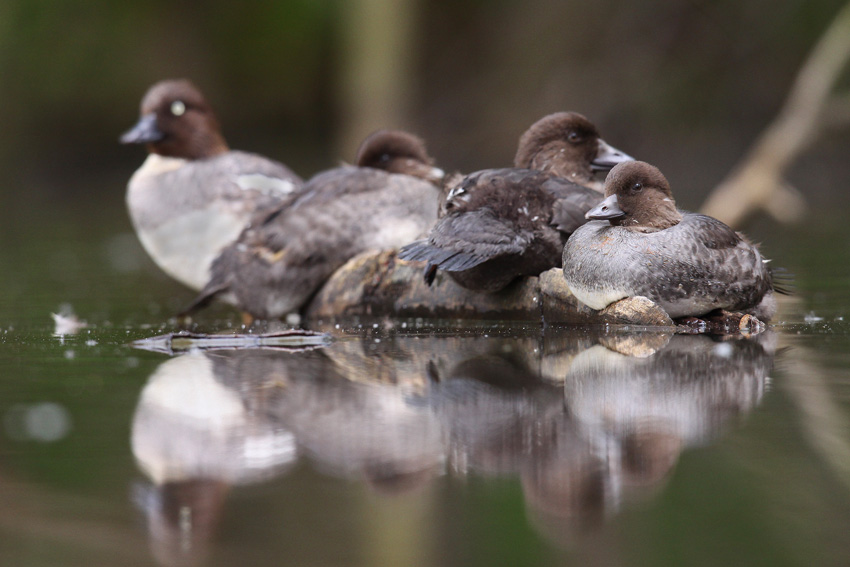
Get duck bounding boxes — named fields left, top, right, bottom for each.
left=354, top=129, right=445, bottom=185
left=398, top=112, right=632, bottom=291
left=183, top=129, right=445, bottom=321
left=121, top=79, right=303, bottom=291
left=513, top=111, right=631, bottom=192
left=562, top=161, right=784, bottom=321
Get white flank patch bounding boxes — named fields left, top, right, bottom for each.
left=136, top=208, right=244, bottom=290
left=236, top=174, right=297, bottom=195
left=373, top=218, right=424, bottom=249
left=132, top=353, right=298, bottom=484
left=568, top=283, right=629, bottom=311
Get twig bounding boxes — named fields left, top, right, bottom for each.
left=700, top=1, right=850, bottom=227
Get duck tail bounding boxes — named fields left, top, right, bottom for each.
left=423, top=263, right=438, bottom=286
left=769, top=265, right=795, bottom=296
left=397, top=239, right=432, bottom=262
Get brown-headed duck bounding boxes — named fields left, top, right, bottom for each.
left=562, top=161, right=785, bottom=321
left=398, top=112, right=632, bottom=291
left=121, top=79, right=303, bottom=291
left=183, top=129, right=444, bottom=320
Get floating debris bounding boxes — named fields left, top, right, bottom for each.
left=804, top=312, right=825, bottom=324
left=52, top=311, right=88, bottom=336
left=131, top=330, right=331, bottom=355
left=285, top=312, right=302, bottom=327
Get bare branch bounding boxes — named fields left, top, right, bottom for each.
left=701, top=1, right=850, bottom=227
left=783, top=341, right=850, bottom=495
left=822, top=90, right=850, bottom=128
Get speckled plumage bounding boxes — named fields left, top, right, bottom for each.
left=563, top=214, right=776, bottom=318
left=562, top=162, right=780, bottom=320
left=400, top=169, right=602, bottom=291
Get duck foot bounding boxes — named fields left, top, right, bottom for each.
left=676, top=311, right=765, bottom=335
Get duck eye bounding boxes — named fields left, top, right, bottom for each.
left=567, top=131, right=583, bottom=143
left=379, top=153, right=391, bottom=163
left=631, top=182, right=643, bottom=193
left=170, top=100, right=186, bottom=116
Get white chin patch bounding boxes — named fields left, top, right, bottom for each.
left=132, top=154, right=187, bottom=181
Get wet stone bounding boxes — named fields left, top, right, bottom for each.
left=305, top=250, right=677, bottom=328
left=599, top=296, right=675, bottom=327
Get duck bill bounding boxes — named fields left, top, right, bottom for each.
left=397, top=159, right=445, bottom=185
left=426, top=166, right=446, bottom=185
left=415, top=164, right=446, bottom=186
left=585, top=194, right=626, bottom=220
left=591, top=139, right=633, bottom=171
left=120, top=113, right=164, bottom=144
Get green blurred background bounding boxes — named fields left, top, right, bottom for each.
left=2, top=0, right=848, bottom=216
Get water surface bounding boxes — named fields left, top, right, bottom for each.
left=2, top=196, right=850, bottom=567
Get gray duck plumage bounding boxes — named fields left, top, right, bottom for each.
left=562, top=161, right=784, bottom=320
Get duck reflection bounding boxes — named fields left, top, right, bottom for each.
left=131, top=350, right=302, bottom=566
left=130, top=329, right=775, bottom=560
left=261, top=349, right=446, bottom=493
left=525, top=332, right=774, bottom=541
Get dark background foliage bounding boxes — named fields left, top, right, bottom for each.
left=0, top=0, right=847, bottom=218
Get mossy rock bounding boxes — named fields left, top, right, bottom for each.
left=305, top=249, right=675, bottom=328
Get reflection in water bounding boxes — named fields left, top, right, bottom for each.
left=131, top=351, right=299, bottom=566
left=130, top=330, right=775, bottom=563
left=529, top=332, right=774, bottom=541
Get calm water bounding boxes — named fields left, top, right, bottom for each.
left=2, top=194, right=850, bottom=567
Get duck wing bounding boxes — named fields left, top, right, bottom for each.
left=637, top=214, right=774, bottom=311
left=399, top=208, right=534, bottom=272
left=542, top=177, right=604, bottom=233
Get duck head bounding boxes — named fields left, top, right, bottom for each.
left=585, top=161, right=683, bottom=231
left=355, top=129, right=445, bottom=185
left=121, top=79, right=229, bottom=160
left=513, top=112, right=632, bottom=189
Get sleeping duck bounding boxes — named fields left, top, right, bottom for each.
left=398, top=112, right=632, bottom=291
left=562, top=161, right=786, bottom=321
left=184, top=129, right=444, bottom=321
